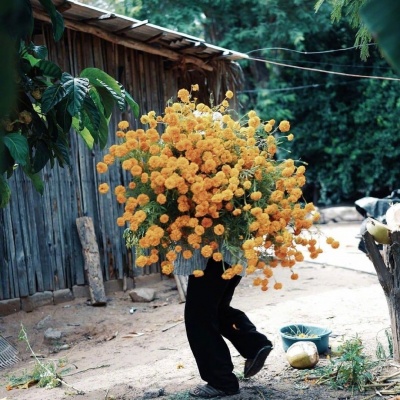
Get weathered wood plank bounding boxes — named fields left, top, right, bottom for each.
left=27, top=178, right=44, bottom=292
left=16, top=173, right=36, bottom=295
left=8, top=195, right=27, bottom=297
left=76, top=217, right=107, bottom=306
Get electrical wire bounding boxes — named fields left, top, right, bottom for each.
left=237, top=79, right=362, bottom=94
left=246, top=43, right=378, bottom=55
left=246, top=55, right=400, bottom=81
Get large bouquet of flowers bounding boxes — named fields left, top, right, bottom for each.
left=97, top=85, right=339, bottom=291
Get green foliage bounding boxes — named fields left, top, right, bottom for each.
left=313, top=336, right=376, bottom=392
left=7, top=325, right=81, bottom=392
left=81, top=0, right=400, bottom=204
left=361, top=0, right=400, bottom=74
left=376, top=328, right=393, bottom=360
left=315, top=0, right=372, bottom=60
left=0, top=0, right=139, bottom=207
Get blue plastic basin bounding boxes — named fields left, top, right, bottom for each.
left=280, top=324, right=332, bottom=354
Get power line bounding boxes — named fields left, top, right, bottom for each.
left=263, top=57, right=393, bottom=71
left=237, top=79, right=363, bottom=94
left=246, top=43, right=378, bottom=55
left=246, top=56, right=400, bottom=81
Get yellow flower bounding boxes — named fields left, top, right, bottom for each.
left=264, top=123, right=273, bottom=133
left=103, top=154, right=115, bottom=165
left=98, top=183, right=109, bottom=194
left=201, top=245, right=213, bottom=258
left=140, top=115, right=150, bottom=124
left=96, top=162, right=108, bottom=174
left=182, top=249, right=193, bottom=259
left=162, top=263, right=174, bottom=275
left=213, top=224, right=225, bottom=235
left=136, top=255, right=148, bottom=267
left=118, top=120, right=129, bottom=130
left=250, top=191, right=262, bottom=201
left=99, top=86, right=339, bottom=294
left=278, top=120, right=290, bottom=132
left=178, top=88, right=190, bottom=102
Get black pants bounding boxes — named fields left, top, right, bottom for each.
left=184, top=259, right=271, bottom=394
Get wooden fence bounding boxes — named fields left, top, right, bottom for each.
left=0, top=22, right=241, bottom=300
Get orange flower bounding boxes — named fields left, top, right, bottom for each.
left=278, top=120, right=290, bottom=132
left=159, top=214, right=169, bottom=224
left=98, top=183, right=109, bottom=194
left=96, top=162, right=108, bottom=174
left=99, top=87, right=340, bottom=294
left=213, top=224, right=224, bottom=235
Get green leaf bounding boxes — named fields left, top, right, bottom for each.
left=38, top=0, right=64, bottom=41
left=88, top=87, right=105, bottom=115
left=0, top=174, right=11, bottom=208
left=0, top=0, right=33, bottom=41
left=53, top=138, right=70, bottom=167
left=3, top=133, right=28, bottom=166
left=72, top=117, right=94, bottom=149
left=29, top=43, right=48, bottom=59
left=55, top=99, right=73, bottom=133
left=41, top=83, right=67, bottom=113
left=83, top=95, right=101, bottom=132
left=32, top=140, right=51, bottom=173
left=98, top=79, right=125, bottom=110
left=0, top=133, right=15, bottom=175
left=36, top=59, right=62, bottom=79
left=125, top=91, right=140, bottom=118
left=23, top=168, right=44, bottom=195
left=360, top=0, right=400, bottom=74
left=0, top=34, right=17, bottom=119
left=23, top=52, right=41, bottom=67
left=80, top=68, right=125, bottom=110
left=98, top=113, right=110, bottom=149
left=94, top=86, right=116, bottom=118
left=60, top=73, right=90, bottom=116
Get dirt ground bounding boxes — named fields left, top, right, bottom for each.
left=0, top=222, right=396, bottom=400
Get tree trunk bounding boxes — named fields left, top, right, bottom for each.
left=76, top=217, right=107, bottom=306
left=363, top=230, right=400, bottom=361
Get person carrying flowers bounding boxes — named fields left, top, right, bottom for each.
left=97, top=85, right=339, bottom=398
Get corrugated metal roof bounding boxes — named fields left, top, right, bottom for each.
left=31, top=0, right=248, bottom=63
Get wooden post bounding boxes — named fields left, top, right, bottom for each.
left=174, top=275, right=188, bottom=303
left=76, top=217, right=107, bottom=306
left=363, top=230, right=400, bottom=361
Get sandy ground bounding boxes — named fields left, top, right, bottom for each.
left=0, top=222, right=395, bottom=400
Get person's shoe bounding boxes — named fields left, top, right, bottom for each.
left=189, top=384, right=239, bottom=398
left=243, top=344, right=273, bottom=378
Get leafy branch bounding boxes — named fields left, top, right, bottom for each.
left=0, top=0, right=139, bottom=207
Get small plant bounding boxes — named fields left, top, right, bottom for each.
left=6, top=324, right=83, bottom=394
left=311, top=336, right=377, bottom=393
left=376, top=327, right=393, bottom=360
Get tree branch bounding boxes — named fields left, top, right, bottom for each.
left=362, top=231, right=393, bottom=295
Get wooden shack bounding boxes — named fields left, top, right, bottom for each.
left=0, top=0, right=247, bottom=303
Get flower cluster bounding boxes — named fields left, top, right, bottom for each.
left=98, top=86, right=339, bottom=291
